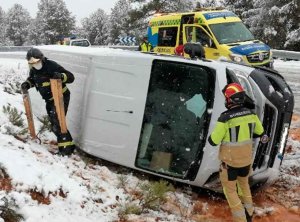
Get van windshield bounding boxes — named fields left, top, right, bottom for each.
left=210, top=22, right=255, bottom=44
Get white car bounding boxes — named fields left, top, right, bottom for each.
left=65, top=38, right=91, bottom=47
left=31, top=45, right=294, bottom=191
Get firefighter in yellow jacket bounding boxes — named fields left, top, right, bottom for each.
left=208, top=83, right=264, bottom=222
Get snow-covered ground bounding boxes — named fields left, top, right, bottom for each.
left=0, top=58, right=299, bottom=222
left=0, top=58, right=193, bottom=222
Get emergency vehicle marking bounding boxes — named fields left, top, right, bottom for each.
left=230, top=43, right=270, bottom=55
left=203, top=11, right=237, bottom=20
left=157, top=48, right=172, bottom=53
left=196, top=18, right=204, bottom=24
left=150, top=19, right=181, bottom=27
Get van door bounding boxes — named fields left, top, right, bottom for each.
left=135, top=60, right=215, bottom=180
left=183, top=25, right=220, bottom=60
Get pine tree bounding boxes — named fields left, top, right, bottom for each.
left=284, top=0, right=300, bottom=50
left=223, top=0, right=248, bottom=15
left=6, top=4, right=31, bottom=46
left=28, top=19, right=42, bottom=45
left=131, top=0, right=195, bottom=14
left=35, top=0, right=75, bottom=44
left=224, top=0, right=299, bottom=50
left=145, top=0, right=195, bottom=12
left=81, top=9, right=109, bottom=45
left=253, top=0, right=299, bottom=50
left=194, top=0, right=220, bottom=8
left=0, top=7, right=11, bottom=46
left=109, top=0, right=133, bottom=45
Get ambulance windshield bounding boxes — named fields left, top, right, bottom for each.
left=210, top=22, right=255, bottom=44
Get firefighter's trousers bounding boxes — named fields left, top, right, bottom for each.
left=219, top=163, right=253, bottom=222
left=45, top=92, right=75, bottom=152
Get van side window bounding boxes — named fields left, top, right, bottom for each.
left=135, top=60, right=215, bottom=178
left=158, top=27, right=178, bottom=47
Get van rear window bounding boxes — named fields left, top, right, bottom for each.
left=158, top=27, right=178, bottom=47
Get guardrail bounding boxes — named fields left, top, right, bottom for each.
left=0, top=46, right=299, bottom=60
left=0, top=46, right=32, bottom=52
left=94, top=45, right=138, bottom=51
left=271, top=49, right=300, bottom=61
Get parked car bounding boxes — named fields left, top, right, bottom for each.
left=64, top=38, right=91, bottom=47
left=30, top=45, right=294, bottom=191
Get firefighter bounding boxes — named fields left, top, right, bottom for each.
left=208, top=83, right=265, bottom=222
left=21, top=48, right=76, bottom=156
left=138, top=35, right=153, bottom=52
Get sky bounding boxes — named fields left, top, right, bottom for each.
left=0, top=0, right=120, bottom=21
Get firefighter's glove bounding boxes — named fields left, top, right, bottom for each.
left=21, top=82, right=30, bottom=94
left=52, top=72, right=63, bottom=80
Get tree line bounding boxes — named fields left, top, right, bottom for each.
left=0, top=0, right=298, bottom=51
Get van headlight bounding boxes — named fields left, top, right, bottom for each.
left=229, top=53, right=244, bottom=63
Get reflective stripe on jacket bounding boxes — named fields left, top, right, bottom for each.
left=139, top=42, right=152, bottom=52
left=208, top=106, right=264, bottom=167
left=26, top=58, right=74, bottom=101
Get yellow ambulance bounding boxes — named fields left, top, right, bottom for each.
left=147, top=8, right=273, bottom=67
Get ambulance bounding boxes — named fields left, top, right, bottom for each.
left=148, top=8, right=273, bottom=67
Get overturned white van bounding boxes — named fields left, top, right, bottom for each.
left=31, top=45, right=294, bottom=190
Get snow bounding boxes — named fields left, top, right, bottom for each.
left=274, top=59, right=300, bottom=113
left=0, top=58, right=124, bottom=221
left=0, top=57, right=299, bottom=221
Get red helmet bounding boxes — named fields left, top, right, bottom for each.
left=223, top=83, right=245, bottom=108
left=223, top=83, right=244, bottom=99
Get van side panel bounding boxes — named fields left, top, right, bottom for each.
left=80, top=56, right=152, bottom=167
